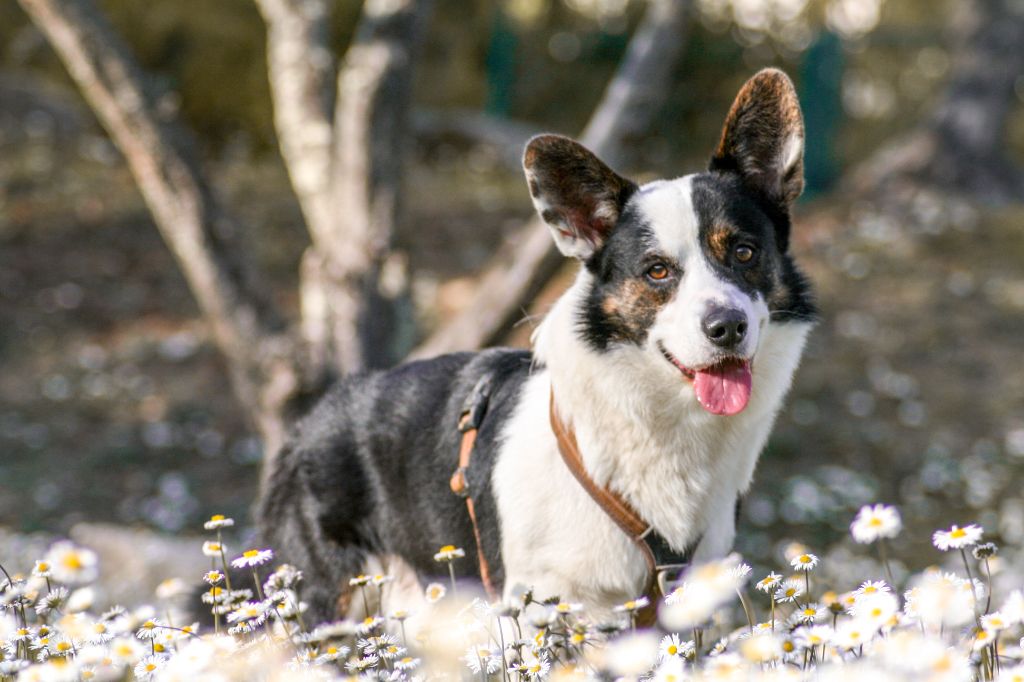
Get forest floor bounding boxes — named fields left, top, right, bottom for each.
left=2, top=80, right=1023, bottom=587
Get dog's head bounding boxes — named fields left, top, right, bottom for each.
left=524, top=69, right=816, bottom=416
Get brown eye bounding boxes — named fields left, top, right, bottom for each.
left=734, top=244, right=756, bottom=264
left=646, top=263, right=669, bottom=281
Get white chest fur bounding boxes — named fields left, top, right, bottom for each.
left=491, top=284, right=810, bottom=610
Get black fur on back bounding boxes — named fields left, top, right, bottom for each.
left=258, top=349, right=533, bottom=622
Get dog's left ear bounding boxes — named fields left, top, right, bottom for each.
left=710, top=68, right=805, bottom=208
left=523, top=135, right=637, bottom=260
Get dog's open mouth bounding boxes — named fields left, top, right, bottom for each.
left=658, top=342, right=753, bottom=416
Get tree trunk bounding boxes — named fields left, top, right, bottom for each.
left=412, top=0, right=693, bottom=359
left=850, top=0, right=1024, bottom=204
left=17, top=0, right=302, bottom=457
left=259, top=0, right=432, bottom=377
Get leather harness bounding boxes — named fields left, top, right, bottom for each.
left=449, top=377, right=698, bottom=603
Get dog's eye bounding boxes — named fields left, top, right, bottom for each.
left=734, top=244, right=756, bottom=264
left=646, top=263, right=670, bottom=281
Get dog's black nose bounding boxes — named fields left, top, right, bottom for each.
left=702, top=306, right=748, bottom=348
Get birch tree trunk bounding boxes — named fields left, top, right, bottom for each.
left=17, top=0, right=303, bottom=458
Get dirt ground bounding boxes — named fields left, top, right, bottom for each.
left=3, top=91, right=1023, bottom=578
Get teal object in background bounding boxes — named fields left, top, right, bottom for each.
left=799, top=31, right=844, bottom=198
left=485, top=8, right=518, bottom=116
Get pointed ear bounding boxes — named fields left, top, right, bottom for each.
left=710, top=68, right=805, bottom=207
left=523, top=135, right=637, bottom=259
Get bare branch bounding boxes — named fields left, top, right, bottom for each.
left=411, top=0, right=692, bottom=359
left=412, top=108, right=537, bottom=169
left=17, top=0, right=299, bottom=455
left=580, top=0, right=693, bottom=169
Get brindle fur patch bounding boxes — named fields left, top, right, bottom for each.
left=597, top=278, right=674, bottom=345
left=706, top=224, right=734, bottom=262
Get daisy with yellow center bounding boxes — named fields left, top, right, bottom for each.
left=659, top=633, right=689, bottom=660
left=424, top=582, right=446, bottom=603
left=44, top=541, right=98, bottom=585
left=932, top=523, right=983, bottom=551
left=203, top=514, right=235, bottom=530
left=774, top=580, right=804, bottom=604
left=790, top=553, right=819, bottom=571
left=230, top=548, right=274, bottom=569
left=433, top=545, right=465, bottom=562
left=850, top=504, right=902, bottom=543
left=613, top=596, right=650, bottom=613
left=201, top=541, right=225, bottom=558
left=756, top=572, right=783, bottom=593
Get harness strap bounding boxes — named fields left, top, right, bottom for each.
left=449, top=378, right=699, bottom=609
left=450, top=380, right=499, bottom=600
left=549, top=390, right=699, bottom=601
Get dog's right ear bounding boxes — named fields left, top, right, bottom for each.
left=523, top=135, right=637, bottom=260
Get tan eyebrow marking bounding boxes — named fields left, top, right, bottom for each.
left=706, top=223, right=735, bottom=261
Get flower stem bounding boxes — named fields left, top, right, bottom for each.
left=878, top=538, right=897, bottom=588
left=498, top=615, right=511, bottom=682
left=983, top=558, right=993, bottom=614
left=217, top=541, right=234, bottom=593
left=736, top=588, right=755, bottom=634
left=360, top=586, right=370, bottom=617
left=448, top=562, right=458, bottom=597
left=252, top=568, right=265, bottom=601
left=958, top=548, right=979, bottom=615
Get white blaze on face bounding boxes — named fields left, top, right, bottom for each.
left=633, top=176, right=770, bottom=372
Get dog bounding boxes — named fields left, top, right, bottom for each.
left=259, top=68, right=816, bottom=624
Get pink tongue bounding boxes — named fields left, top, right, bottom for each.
left=693, top=360, right=752, bottom=416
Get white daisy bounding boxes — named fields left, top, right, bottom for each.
left=613, top=596, right=651, bottom=613
left=201, top=541, right=226, bottom=558
left=790, top=553, right=819, bottom=571
left=852, top=592, right=898, bottom=626
left=850, top=504, right=902, bottom=543
left=855, top=580, right=891, bottom=596
left=44, top=541, right=98, bottom=585
left=225, top=601, right=269, bottom=625
left=433, top=545, right=466, bottom=562
left=463, top=645, right=501, bottom=674
left=202, top=570, right=224, bottom=585
left=792, top=602, right=825, bottom=624
left=395, top=655, right=421, bottom=671
left=755, top=572, right=783, bottom=593
left=553, top=601, right=583, bottom=615
left=932, top=524, right=983, bottom=551
left=133, top=654, right=167, bottom=679
left=794, top=624, right=833, bottom=649
left=774, top=579, right=805, bottom=603
left=135, top=619, right=167, bottom=640
left=834, top=618, right=874, bottom=650
left=203, top=514, right=235, bottom=530
left=230, top=548, right=274, bottom=569
left=982, top=611, right=1010, bottom=631
left=424, top=582, right=447, bottom=603
left=658, top=633, right=693, bottom=660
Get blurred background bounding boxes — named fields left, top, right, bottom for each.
left=1, top=0, right=1023, bottom=594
